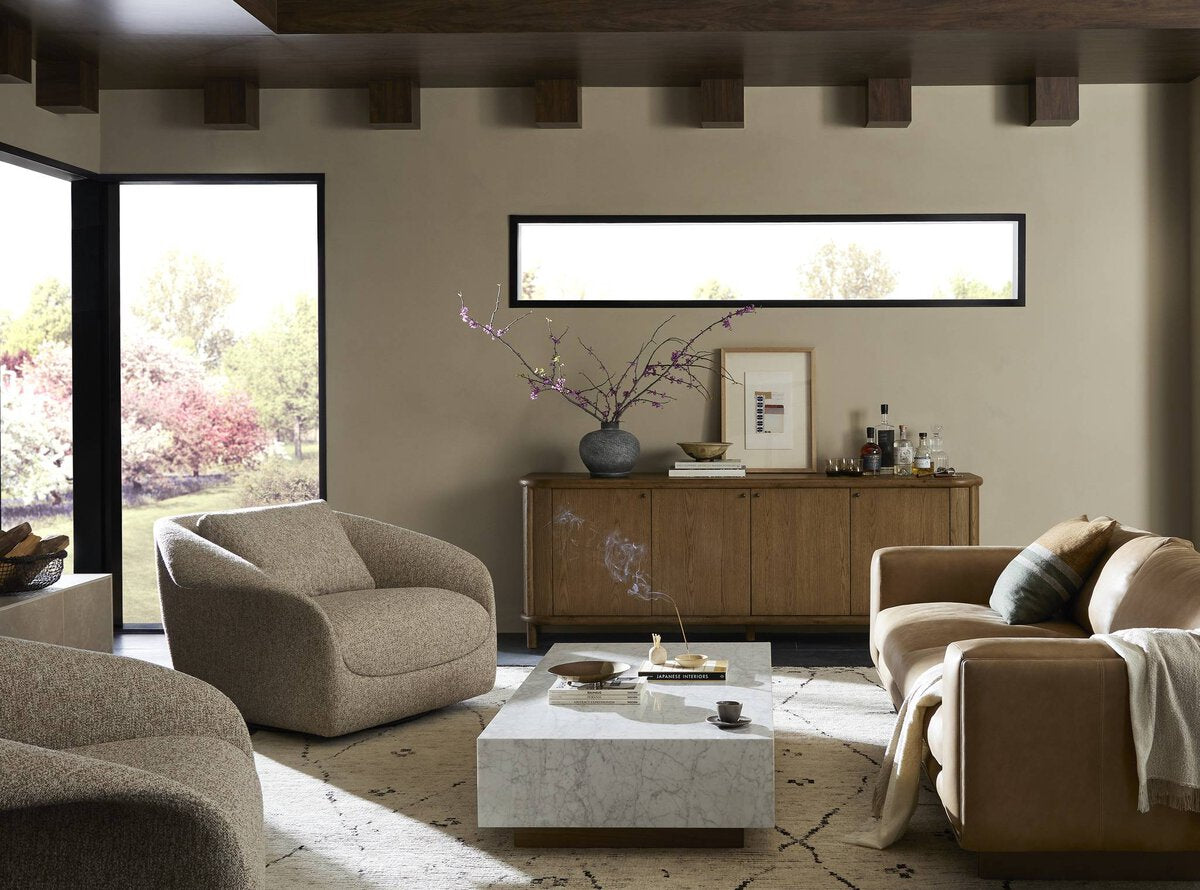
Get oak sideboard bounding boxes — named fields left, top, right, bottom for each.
left=520, top=472, right=982, bottom=648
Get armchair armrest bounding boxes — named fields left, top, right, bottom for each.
left=337, top=513, right=496, bottom=618
left=0, top=638, right=252, bottom=757
left=938, top=637, right=1155, bottom=852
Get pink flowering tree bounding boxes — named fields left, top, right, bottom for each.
left=459, top=288, right=755, bottom=422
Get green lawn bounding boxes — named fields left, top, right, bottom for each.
left=121, top=483, right=244, bottom=624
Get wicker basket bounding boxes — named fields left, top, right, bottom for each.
left=0, top=551, right=66, bottom=595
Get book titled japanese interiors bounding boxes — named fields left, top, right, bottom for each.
left=547, top=675, right=647, bottom=705
left=637, top=658, right=729, bottom=681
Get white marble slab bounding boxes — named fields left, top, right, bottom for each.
left=477, top=642, right=774, bottom=829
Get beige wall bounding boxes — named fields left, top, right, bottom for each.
left=94, top=84, right=1189, bottom=631
left=0, top=61, right=100, bottom=171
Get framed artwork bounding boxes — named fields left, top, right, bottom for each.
left=721, top=348, right=815, bottom=473
left=510, top=214, right=1025, bottom=307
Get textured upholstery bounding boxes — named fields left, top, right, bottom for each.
left=870, top=533, right=1200, bottom=869
left=320, top=587, right=491, bottom=676
left=198, top=499, right=375, bottom=597
left=156, top=508, right=497, bottom=737
left=0, top=638, right=263, bottom=889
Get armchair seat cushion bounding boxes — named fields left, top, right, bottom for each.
left=874, top=601, right=1087, bottom=704
left=318, top=586, right=491, bottom=677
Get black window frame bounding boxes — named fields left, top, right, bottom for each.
left=509, top=212, right=1027, bottom=308
left=0, top=144, right=328, bottom=631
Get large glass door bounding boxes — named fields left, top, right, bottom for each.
left=118, top=182, right=322, bottom=625
left=0, top=160, right=74, bottom=570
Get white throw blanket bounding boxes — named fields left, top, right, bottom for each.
left=844, top=664, right=943, bottom=849
left=1094, top=628, right=1200, bottom=813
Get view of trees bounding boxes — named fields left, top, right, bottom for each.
left=0, top=264, right=320, bottom=514
left=693, top=279, right=739, bottom=301
left=799, top=241, right=899, bottom=300
left=934, top=274, right=1014, bottom=301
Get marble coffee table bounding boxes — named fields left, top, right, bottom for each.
left=477, top=642, right=774, bottom=847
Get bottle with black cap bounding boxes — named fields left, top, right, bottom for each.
left=860, top=427, right=882, bottom=475
left=877, top=404, right=895, bottom=471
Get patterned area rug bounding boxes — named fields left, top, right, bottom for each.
left=253, top=666, right=1167, bottom=889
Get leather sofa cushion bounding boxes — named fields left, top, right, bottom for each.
left=873, top=602, right=1087, bottom=707
left=198, top=499, right=375, bottom=598
left=318, top=587, right=491, bottom=677
left=1070, top=519, right=1152, bottom=631
left=1089, top=537, right=1200, bottom=634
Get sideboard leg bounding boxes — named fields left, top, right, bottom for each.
left=745, top=625, right=756, bottom=642
left=526, top=624, right=539, bottom=649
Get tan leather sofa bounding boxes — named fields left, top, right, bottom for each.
left=870, top=524, right=1200, bottom=880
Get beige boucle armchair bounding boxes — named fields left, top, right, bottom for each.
left=155, top=510, right=498, bottom=737
left=0, top=637, right=263, bottom=889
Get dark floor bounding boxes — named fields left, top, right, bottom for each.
left=115, top=630, right=872, bottom=669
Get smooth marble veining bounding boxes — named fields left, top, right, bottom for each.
left=477, top=642, right=775, bottom=829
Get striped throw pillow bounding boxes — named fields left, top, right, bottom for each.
left=990, top=516, right=1118, bottom=624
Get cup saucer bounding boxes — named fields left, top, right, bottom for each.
left=706, top=714, right=751, bottom=729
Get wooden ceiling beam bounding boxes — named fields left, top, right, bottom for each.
left=36, top=58, right=98, bottom=114
left=0, top=18, right=31, bottom=84
left=275, top=1, right=1200, bottom=34
left=534, top=78, right=581, bottom=128
left=368, top=78, right=419, bottom=128
left=699, top=78, right=744, bottom=128
left=204, top=78, right=260, bottom=129
left=1029, top=76, right=1079, bottom=126
left=866, top=77, right=911, bottom=127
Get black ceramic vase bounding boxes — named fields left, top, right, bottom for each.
left=578, top=421, right=640, bottom=478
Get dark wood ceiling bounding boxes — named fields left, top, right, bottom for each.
left=2, top=1, right=1199, bottom=89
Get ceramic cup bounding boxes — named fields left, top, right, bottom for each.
left=717, top=700, right=743, bottom=723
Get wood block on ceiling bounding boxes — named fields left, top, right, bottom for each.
left=36, top=59, right=98, bottom=114
left=369, top=78, right=419, bottom=129
left=0, top=19, right=31, bottom=84
left=534, top=78, right=581, bottom=128
left=866, top=78, right=911, bottom=127
left=1029, top=76, right=1078, bottom=126
left=204, top=78, right=260, bottom=129
left=700, top=78, right=743, bottom=128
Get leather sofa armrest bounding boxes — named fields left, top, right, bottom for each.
left=871, top=545, right=1018, bottom=620
left=939, top=637, right=1137, bottom=852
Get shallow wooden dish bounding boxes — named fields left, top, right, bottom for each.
left=676, top=442, right=732, bottom=461
left=548, top=660, right=631, bottom=685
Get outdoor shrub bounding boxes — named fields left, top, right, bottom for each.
left=238, top=459, right=319, bottom=507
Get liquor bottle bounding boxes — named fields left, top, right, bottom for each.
left=877, top=404, right=895, bottom=471
left=894, top=425, right=914, bottom=476
left=931, top=424, right=949, bottom=472
left=914, top=432, right=934, bottom=476
left=860, top=427, right=882, bottom=475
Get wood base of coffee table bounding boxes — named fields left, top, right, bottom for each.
left=513, top=827, right=744, bottom=848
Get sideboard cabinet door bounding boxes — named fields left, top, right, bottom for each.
left=551, top=489, right=652, bottom=617
left=750, top=489, right=851, bottom=616
left=651, top=489, right=751, bottom=617
left=849, top=488, right=950, bottom=615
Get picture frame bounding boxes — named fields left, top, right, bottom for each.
left=720, top=347, right=816, bottom=473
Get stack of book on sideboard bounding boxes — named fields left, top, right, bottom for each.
left=668, top=460, right=746, bottom=478
left=547, top=676, right=646, bottom=706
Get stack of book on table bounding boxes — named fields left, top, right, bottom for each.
left=668, top=460, right=746, bottom=478
left=547, top=675, right=646, bottom=705
left=638, top=658, right=728, bottom=681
